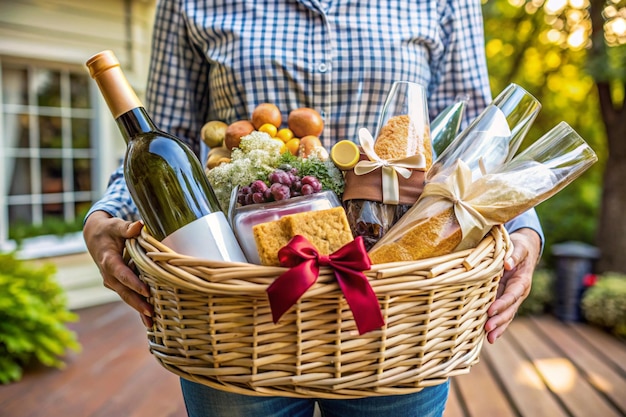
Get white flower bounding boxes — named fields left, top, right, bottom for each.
left=206, top=132, right=283, bottom=209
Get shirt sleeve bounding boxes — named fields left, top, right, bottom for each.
left=429, top=0, right=492, bottom=128
left=85, top=165, right=139, bottom=222
left=505, top=209, right=545, bottom=254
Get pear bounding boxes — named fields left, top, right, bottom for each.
left=201, top=120, right=228, bottom=149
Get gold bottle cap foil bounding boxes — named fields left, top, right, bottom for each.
left=86, top=50, right=120, bottom=78
left=85, top=50, right=142, bottom=118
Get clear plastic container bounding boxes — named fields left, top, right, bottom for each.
left=232, top=190, right=342, bottom=265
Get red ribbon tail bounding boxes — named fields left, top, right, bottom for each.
left=267, top=261, right=319, bottom=324
left=266, top=235, right=384, bottom=334
left=334, top=265, right=385, bottom=335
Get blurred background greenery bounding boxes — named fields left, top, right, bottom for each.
left=483, top=0, right=625, bottom=271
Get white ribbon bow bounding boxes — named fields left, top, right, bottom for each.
left=353, top=128, right=426, bottom=204
left=421, top=159, right=492, bottom=249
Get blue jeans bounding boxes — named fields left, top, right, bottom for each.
left=180, top=378, right=449, bottom=417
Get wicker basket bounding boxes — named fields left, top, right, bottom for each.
left=125, top=225, right=510, bottom=399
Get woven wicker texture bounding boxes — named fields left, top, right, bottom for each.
left=126, top=225, right=510, bottom=399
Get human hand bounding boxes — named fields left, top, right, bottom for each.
left=485, top=228, right=541, bottom=343
left=83, top=211, right=153, bottom=327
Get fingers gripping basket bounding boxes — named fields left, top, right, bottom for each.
left=125, top=225, right=510, bottom=399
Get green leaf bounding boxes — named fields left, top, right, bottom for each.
left=0, top=252, right=81, bottom=384
left=0, top=355, right=24, bottom=384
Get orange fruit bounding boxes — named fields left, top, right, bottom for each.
left=288, top=107, right=324, bottom=138
left=285, top=138, right=301, bottom=156
left=276, top=128, right=294, bottom=143
left=258, top=123, right=278, bottom=137
left=224, top=120, right=255, bottom=150
left=298, top=135, right=323, bottom=158
left=251, top=103, right=282, bottom=130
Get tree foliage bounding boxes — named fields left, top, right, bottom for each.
left=483, top=0, right=625, bottom=269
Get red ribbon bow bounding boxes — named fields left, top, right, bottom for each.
left=266, top=235, right=385, bottom=335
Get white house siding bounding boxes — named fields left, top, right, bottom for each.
left=0, top=0, right=156, bottom=309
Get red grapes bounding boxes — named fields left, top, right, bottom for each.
left=237, top=166, right=322, bottom=206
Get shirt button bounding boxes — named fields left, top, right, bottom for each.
left=318, top=63, right=328, bottom=73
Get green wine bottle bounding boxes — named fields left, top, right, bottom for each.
left=86, top=50, right=247, bottom=262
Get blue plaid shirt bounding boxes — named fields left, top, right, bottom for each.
left=89, top=0, right=543, bottom=243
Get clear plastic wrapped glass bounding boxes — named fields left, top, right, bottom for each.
left=232, top=190, right=342, bottom=264
left=369, top=122, right=598, bottom=264
left=429, top=83, right=541, bottom=182
left=431, top=94, right=468, bottom=158
left=342, top=81, right=431, bottom=250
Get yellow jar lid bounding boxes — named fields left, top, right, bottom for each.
left=331, top=140, right=360, bottom=170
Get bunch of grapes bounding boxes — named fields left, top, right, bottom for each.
left=237, top=166, right=323, bottom=206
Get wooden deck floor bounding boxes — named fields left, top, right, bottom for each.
left=1, top=301, right=624, bottom=417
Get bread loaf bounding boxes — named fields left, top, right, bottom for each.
left=368, top=207, right=462, bottom=264
left=374, top=114, right=433, bottom=170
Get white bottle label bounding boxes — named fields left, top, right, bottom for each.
left=162, top=211, right=248, bottom=263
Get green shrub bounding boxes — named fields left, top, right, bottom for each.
left=0, top=253, right=81, bottom=384
left=581, top=272, right=626, bottom=338
left=517, top=269, right=554, bottom=316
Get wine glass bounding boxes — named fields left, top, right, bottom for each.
left=506, top=121, right=598, bottom=187
left=373, top=80, right=430, bottom=155
left=429, top=83, right=541, bottom=181
left=494, top=83, right=542, bottom=158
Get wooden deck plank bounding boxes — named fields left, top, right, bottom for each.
left=126, top=372, right=188, bottom=417
left=42, top=306, right=155, bottom=416
left=0, top=302, right=186, bottom=417
left=531, top=316, right=626, bottom=415
left=0, top=308, right=108, bottom=410
left=481, top=329, right=568, bottom=417
left=452, top=354, right=517, bottom=417
left=92, top=359, right=186, bottom=417
left=443, top=380, right=467, bottom=417
left=508, top=319, right=623, bottom=417
left=0, top=303, right=143, bottom=416
left=1, top=303, right=625, bottom=417
left=566, top=320, right=626, bottom=375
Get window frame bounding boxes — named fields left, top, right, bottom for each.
left=0, top=56, right=101, bottom=258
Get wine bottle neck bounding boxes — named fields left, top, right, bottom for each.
left=86, top=50, right=143, bottom=118
left=116, top=107, right=158, bottom=141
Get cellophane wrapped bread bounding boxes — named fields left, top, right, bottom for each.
left=369, top=122, right=597, bottom=264
left=342, top=119, right=432, bottom=252
left=340, top=81, right=432, bottom=250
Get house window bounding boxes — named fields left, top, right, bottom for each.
left=0, top=59, right=97, bottom=246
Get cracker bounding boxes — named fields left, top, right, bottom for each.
left=252, top=207, right=354, bottom=266
left=284, top=207, right=353, bottom=254
left=252, top=219, right=292, bottom=267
